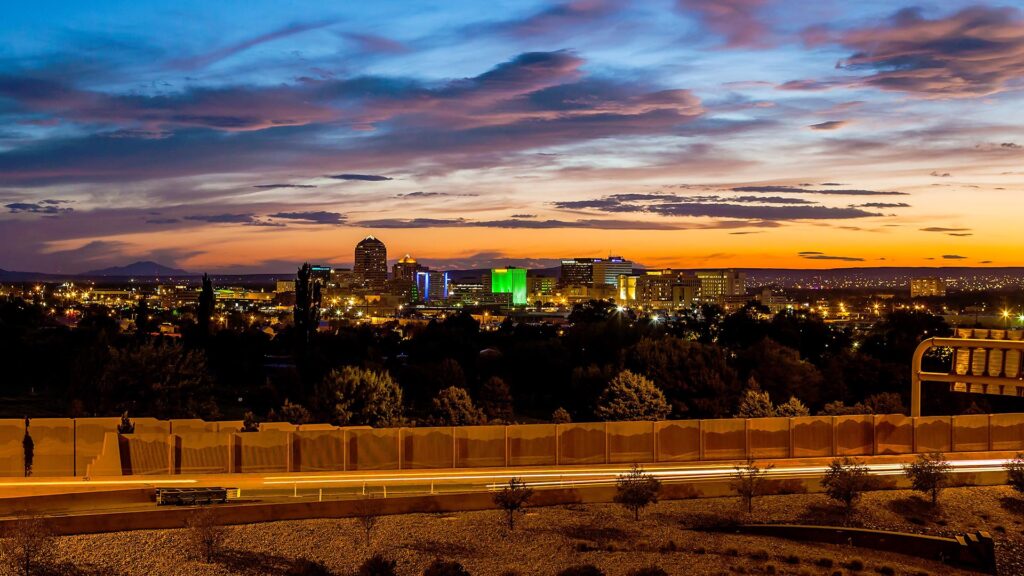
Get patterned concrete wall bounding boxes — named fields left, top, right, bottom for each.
left=835, top=415, right=874, bottom=456
left=507, top=424, right=557, bottom=467
left=952, top=415, right=990, bottom=452
left=914, top=416, right=952, bottom=453
left=748, top=417, right=790, bottom=459
left=791, top=417, right=832, bottom=458
left=29, top=418, right=75, bottom=477
left=875, top=415, right=914, bottom=455
left=655, top=421, right=700, bottom=462
left=454, top=425, right=505, bottom=468
left=402, top=428, right=453, bottom=469
left=294, top=429, right=345, bottom=472
left=558, top=423, right=605, bottom=465
left=0, top=419, right=23, bottom=477
left=8, top=413, right=1024, bottom=477
left=608, top=421, right=655, bottom=464
left=235, top=431, right=290, bottom=473
left=702, top=419, right=746, bottom=460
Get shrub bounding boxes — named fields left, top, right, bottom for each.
left=357, top=554, right=398, bottom=576
left=876, top=566, right=895, bottom=576
left=750, top=550, right=770, bottom=561
left=0, top=516, right=54, bottom=576
left=815, top=558, right=834, bottom=568
left=423, top=559, right=471, bottom=576
left=627, top=567, right=668, bottom=576
left=552, top=407, right=572, bottom=424
left=821, top=457, right=873, bottom=514
left=285, top=559, right=333, bottom=576
left=614, top=464, right=661, bottom=520
left=730, top=457, right=773, bottom=513
left=185, top=507, right=224, bottom=563
left=782, top=555, right=800, bottom=564
left=492, top=478, right=534, bottom=530
left=1004, top=452, right=1024, bottom=495
left=902, top=452, right=952, bottom=505
left=117, top=411, right=135, bottom=434
left=845, top=558, right=865, bottom=571
left=557, top=566, right=605, bottom=576
left=354, top=497, right=383, bottom=547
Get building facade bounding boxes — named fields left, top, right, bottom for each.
left=354, top=236, right=388, bottom=290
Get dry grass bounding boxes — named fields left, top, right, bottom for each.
left=47, top=485, right=1024, bottom=576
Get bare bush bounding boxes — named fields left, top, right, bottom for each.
left=185, top=507, right=225, bottom=563
left=0, top=516, right=55, bottom=576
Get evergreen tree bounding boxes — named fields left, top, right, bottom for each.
left=319, top=366, right=403, bottom=427
left=775, top=396, right=810, bottom=417
left=294, top=263, right=322, bottom=346
left=431, top=386, right=485, bottom=426
left=197, top=273, right=215, bottom=336
left=736, top=382, right=775, bottom=418
left=594, top=370, right=670, bottom=421
left=479, top=376, right=514, bottom=422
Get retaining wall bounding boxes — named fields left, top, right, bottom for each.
left=3, top=413, right=1024, bottom=478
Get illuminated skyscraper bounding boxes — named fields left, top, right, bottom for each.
left=392, top=254, right=422, bottom=284
left=490, top=267, right=527, bottom=306
left=354, top=236, right=388, bottom=290
left=592, top=256, right=632, bottom=286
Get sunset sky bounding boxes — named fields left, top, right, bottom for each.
left=1, top=0, right=1022, bottom=273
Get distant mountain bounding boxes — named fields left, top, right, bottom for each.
left=84, top=261, right=190, bottom=277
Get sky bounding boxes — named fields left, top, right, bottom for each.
left=0, top=0, right=1022, bottom=273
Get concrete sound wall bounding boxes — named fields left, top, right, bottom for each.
left=8, top=413, right=1024, bottom=477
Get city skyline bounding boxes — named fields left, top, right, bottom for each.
left=1, top=1, right=1023, bottom=273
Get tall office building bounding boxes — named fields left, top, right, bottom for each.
left=695, top=269, right=746, bottom=300
left=560, top=258, right=595, bottom=286
left=415, top=270, right=449, bottom=302
left=354, top=236, right=388, bottom=290
left=592, top=256, right=632, bottom=287
left=490, top=267, right=528, bottom=306
left=392, top=254, right=423, bottom=284
left=910, top=277, right=946, bottom=298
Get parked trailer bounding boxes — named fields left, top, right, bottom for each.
left=156, top=487, right=229, bottom=506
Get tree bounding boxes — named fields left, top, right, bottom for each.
left=294, top=263, right=322, bottom=347
left=241, top=411, right=260, bottom=432
left=98, top=339, right=218, bottom=419
left=185, top=507, right=224, bottom=563
left=197, top=273, right=215, bottom=336
left=902, top=452, right=952, bottom=506
left=737, top=339, right=823, bottom=407
left=775, top=396, right=810, bottom=417
left=318, top=366, right=403, bottom=427
left=736, top=383, right=775, bottom=418
left=551, top=407, right=572, bottom=424
left=22, top=418, right=32, bottom=478
left=430, top=386, right=485, bottom=426
left=731, top=458, right=773, bottom=513
left=1005, top=453, right=1024, bottom=496
left=134, top=296, right=153, bottom=335
left=354, top=497, right=383, bottom=547
left=423, top=559, right=471, bottom=576
left=821, top=457, right=872, bottom=515
left=623, top=337, right=739, bottom=418
left=479, top=376, right=514, bottom=422
left=614, top=464, right=661, bottom=521
left=117, top=411, right=135, bottom=434
left=492, top=478, right=534, bottom=530
left=863, top=392, right=906, bottom=415
left=818, top=401, right=870, bottom=416
left=594, top=371, right=670, bottom=421
left=279, top=399, right=312, bottom=425
left=0, top=516, right=54, bottom=576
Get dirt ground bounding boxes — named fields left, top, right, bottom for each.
left=38, top=485, right=1024, bottom=576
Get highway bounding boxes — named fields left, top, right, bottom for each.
left=1, top=453, right=1013, bottom=510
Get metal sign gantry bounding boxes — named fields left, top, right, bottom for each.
left=912, top=337, right=1024, bottom=416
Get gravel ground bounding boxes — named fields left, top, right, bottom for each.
left=45, top=486, right=1022, bottom=576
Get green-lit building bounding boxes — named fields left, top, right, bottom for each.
left=489, top=267, right=527, bottom=306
